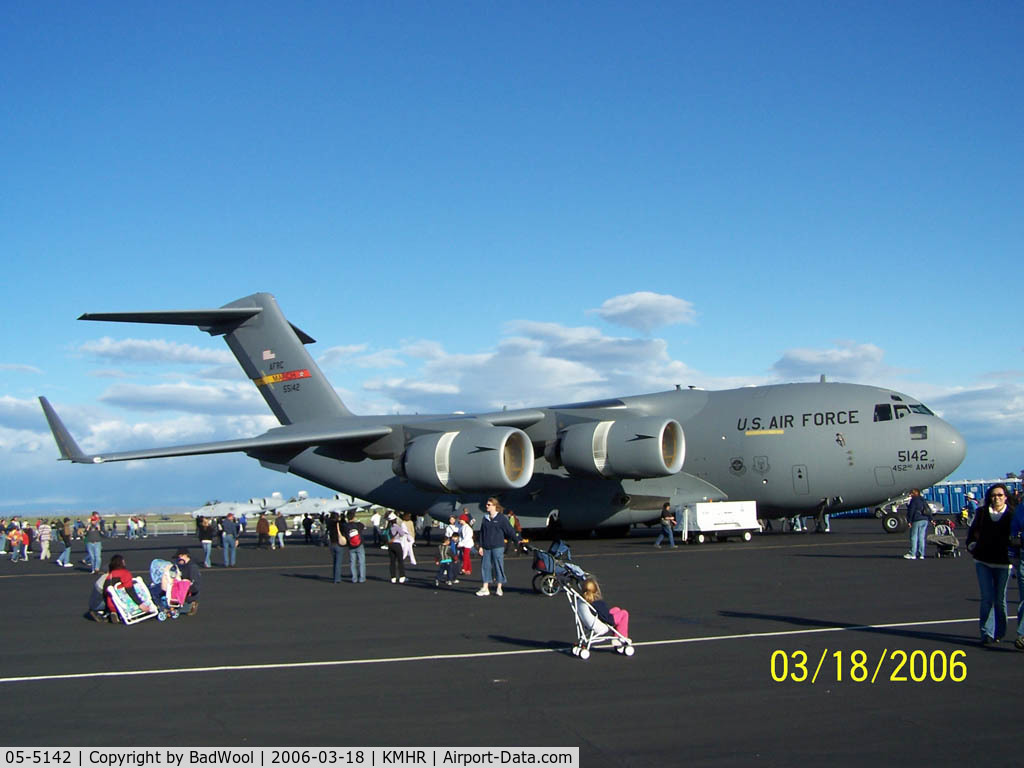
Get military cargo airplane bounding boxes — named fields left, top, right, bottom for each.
left=39, top=293, right=966, bottom=533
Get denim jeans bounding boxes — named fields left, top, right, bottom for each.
left=57, top=544, right=71, bottom=566
left=1017, top=561, right=1024, bottom=640
left=276, top=532, right=285, bottom=549
left=201, top=540, right=212, bottom=568
left=222, top=534, right=237, bottom=567
left=654, top=523, right=676, bottom=547
left=481, top=547, right=506, bottom=585
left=331, top=544, right=345, bottom=583
left=975, top=561, right=1010, bottom=641
left=86, top=541, right=102, bottom=572
left=348, top=545, right=365, bottom=583
left=910, top=520, right=929, bottom=558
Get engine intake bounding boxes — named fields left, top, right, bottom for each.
left=559, top=417, right=685, bottom=479
left=402, top=426, right=535, bottom=493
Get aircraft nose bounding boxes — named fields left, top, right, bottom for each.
left=932, top=418, right=966, bottom=475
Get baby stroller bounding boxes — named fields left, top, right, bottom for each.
left=149, top=559, right=193, bottom=620
left=926, top=524, right=961, bottom=558
left=530, top=540, right=576, bottom=596
left=565, top=583, right=635, bottom=660
left=106, top=577, right=158, bottom=626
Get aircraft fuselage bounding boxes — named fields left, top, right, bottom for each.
left=277, top=382, right=965, bottom=530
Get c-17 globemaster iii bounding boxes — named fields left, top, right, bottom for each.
left=39, top=292, right=966, bottom=533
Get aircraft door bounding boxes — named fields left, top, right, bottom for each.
left=792, top=465, right=809, bottom=495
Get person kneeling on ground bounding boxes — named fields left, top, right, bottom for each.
left=173, top=547, right=201, bottom=616
left=91, top=554, right=156, bottom=623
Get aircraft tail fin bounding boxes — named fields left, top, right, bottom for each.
left=80, top=293, right=352, bottom=425
left=38, top=396, right=87, bottom=461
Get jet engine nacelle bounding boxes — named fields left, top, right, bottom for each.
left=401, top=426, right=535, bottom=493
left=559, top=417, right=685, bottom=479
left=250, top=495, right=284, bottom=510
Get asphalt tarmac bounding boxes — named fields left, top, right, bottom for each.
left=0, top=520, right=1018, bottom=766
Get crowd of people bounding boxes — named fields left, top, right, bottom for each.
left=1, top=511, right=109, bottom=569
left=9, top=487, right=1024, bottom=651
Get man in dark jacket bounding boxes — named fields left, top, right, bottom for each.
left=904, top=489, right=931, bottom=560
left=221, top=513, right=239, bottom=567
left=476, top=498, right=519, bottom=597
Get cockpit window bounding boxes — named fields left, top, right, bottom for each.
left=874, top=404, right=893, bottom=422
left=894, top=404, right=909, bottom=420
left=909, top=404, right=934, bottom=415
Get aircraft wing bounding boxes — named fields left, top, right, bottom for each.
left=38, top=397, right=392, bottom=464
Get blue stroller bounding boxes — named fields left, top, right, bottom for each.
left=530, top=540, right=582, bottom=596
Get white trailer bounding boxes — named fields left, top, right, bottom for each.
left=679, top=501, right=759, bottom=543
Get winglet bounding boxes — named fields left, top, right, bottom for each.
left=38, top=397, right=91, bottom=463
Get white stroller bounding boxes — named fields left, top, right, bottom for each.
left=565, top=583, right=635, bottom=660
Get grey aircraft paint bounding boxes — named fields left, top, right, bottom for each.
left=39, top=293, right=966, bottom=531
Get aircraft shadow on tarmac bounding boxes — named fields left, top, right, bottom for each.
left=719, top=609, right=981, bottom=648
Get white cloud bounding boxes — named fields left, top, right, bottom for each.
left=589, top=292, right=697, bottom=332
left=80, top=337, right=232, bottom=365
left=98, top=380, right=266, bottom=415
left=360, top=323, right=709, bottom=413
left=197, top=364, right=248, bottom=381
left=925, top=379, right=1024, bottom=439
left=772, top=341, right=906, bottom=382
left=0, top=363, right=42, bottom=374
left=0, top=396, right=47, bottom=431
left=88, top=369, right=134, bottom=379
left=318, top=344, right=369, bottom=367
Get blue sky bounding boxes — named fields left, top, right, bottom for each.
left=2, top=2, right=1021, bottom=512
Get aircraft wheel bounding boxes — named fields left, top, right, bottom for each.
left=694, top=533, right=706, bottom=544
left=882, top=512, right=907, bottom=534
left=742, top=531, right=753, bottom=542
left=624, top=645, right=635, bottom=657
left=579, top=648, right=590, bottom=660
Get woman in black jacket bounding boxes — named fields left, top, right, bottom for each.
left=966, top=483, right=1013, bottom=645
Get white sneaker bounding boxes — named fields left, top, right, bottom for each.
left=398, top=576, right=406, bottom=583
left=475, top=586, right=490, bottom=596
left=495, top=584, right=503, bottom=596
left=390, top=577, right=397, bottom=583
left=902, top=553, right=915, bottom=560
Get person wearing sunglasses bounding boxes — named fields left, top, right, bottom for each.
left=966, top=484, right=1013, bottom=646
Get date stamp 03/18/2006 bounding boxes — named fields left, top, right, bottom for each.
left=770, top=649, right=967, bottom=684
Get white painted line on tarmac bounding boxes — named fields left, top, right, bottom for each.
left=0, top=616, right=977, bottom=684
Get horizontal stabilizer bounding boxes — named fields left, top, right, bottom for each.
left=79, top=308, right=260, bottom=326
left=80, top=307, right=316, bottom=344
